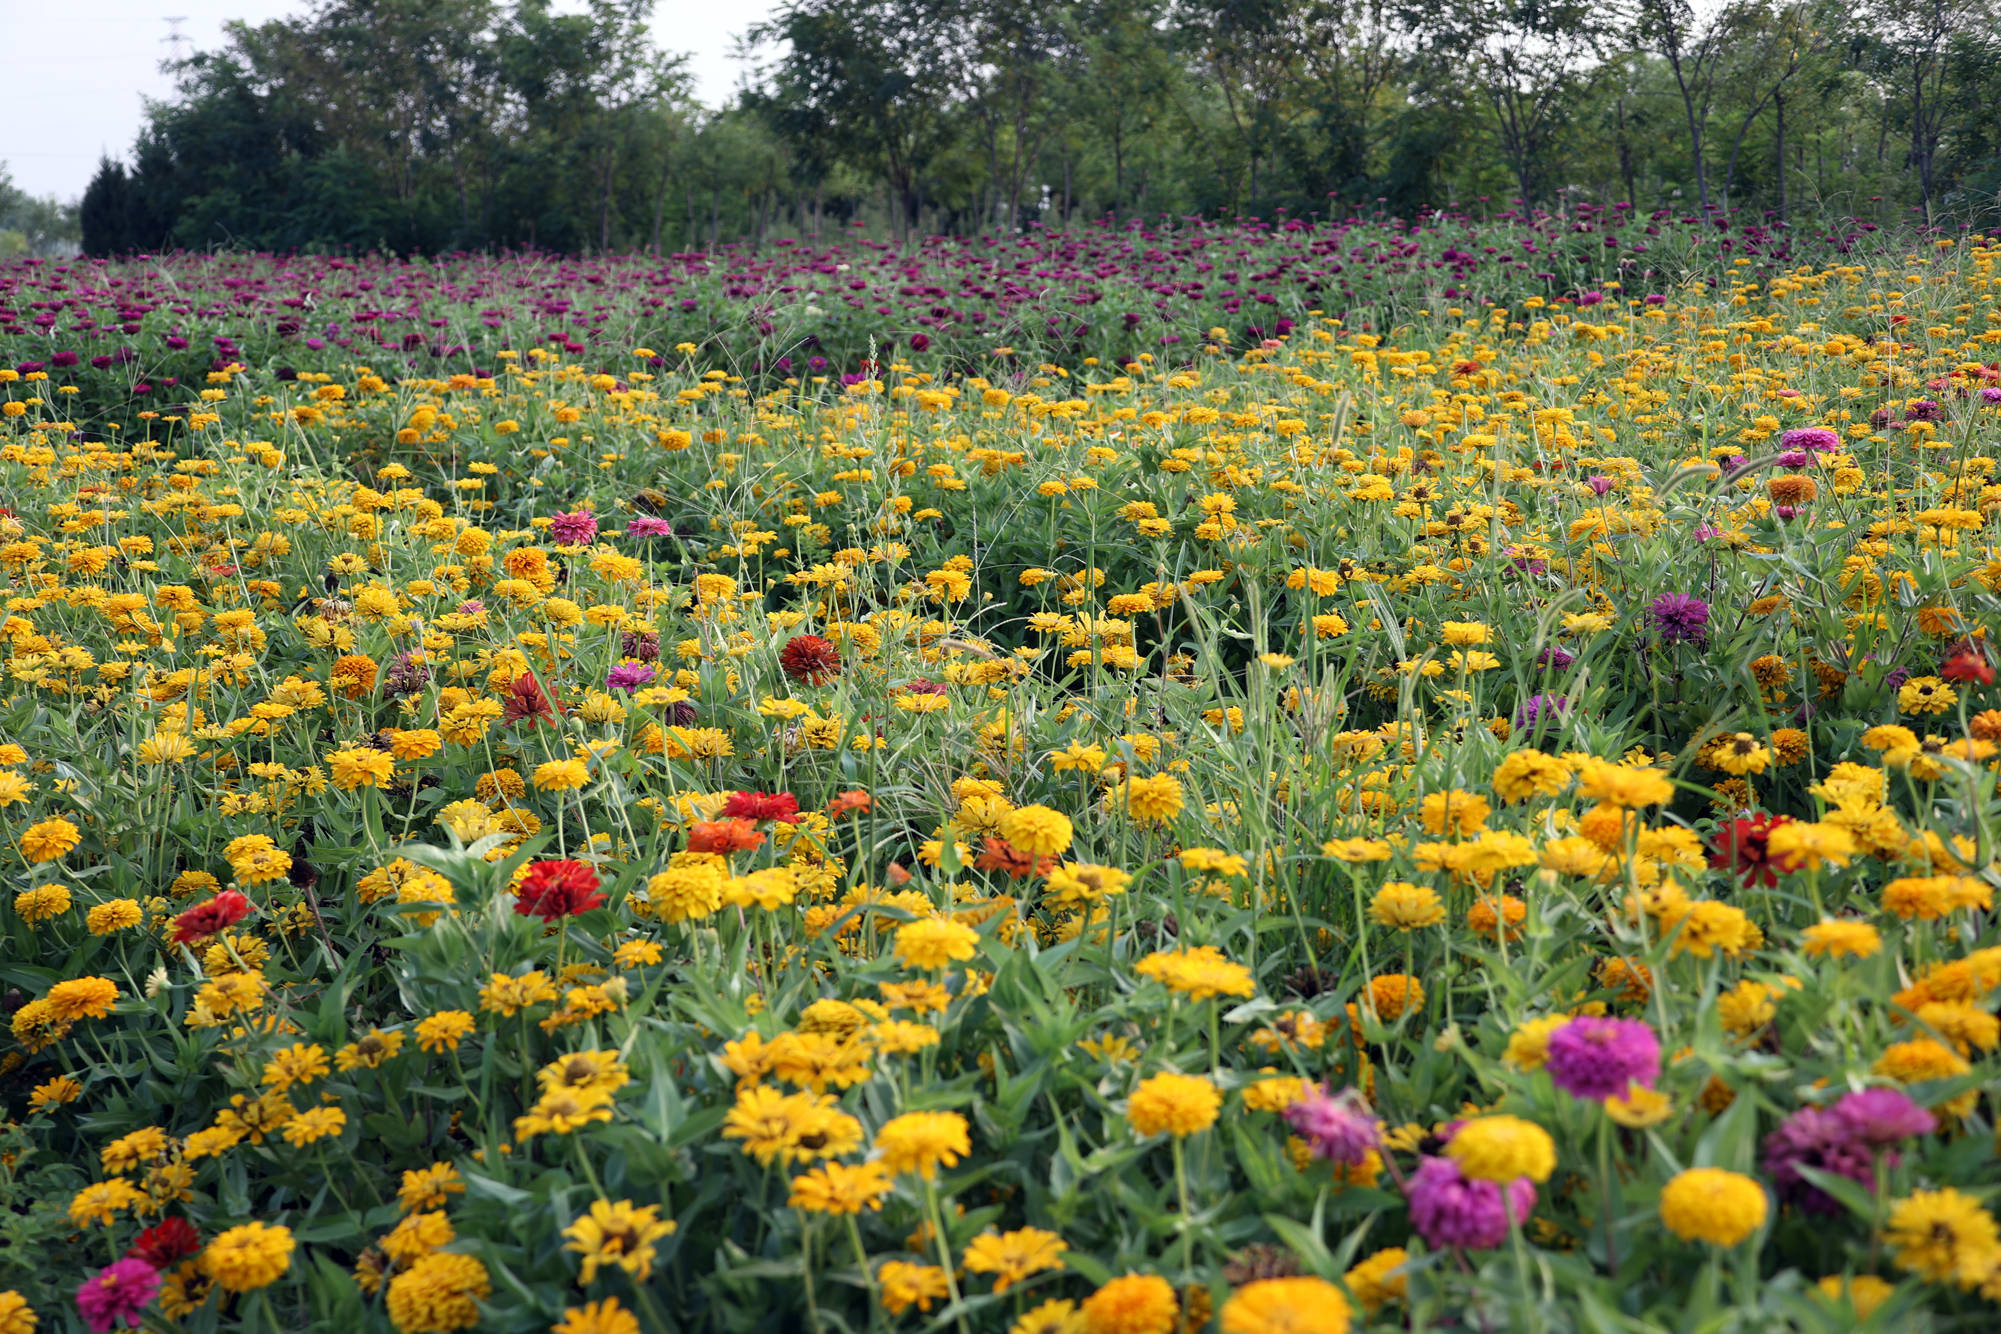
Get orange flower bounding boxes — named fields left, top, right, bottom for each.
left=687, top=819, right=766, bottom=855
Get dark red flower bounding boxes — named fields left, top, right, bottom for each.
left=128, top=1217, right=201, bottom=1267
left=723, top=791, right=800, bottom=823
left=1708, top=813, right=1794, bottom=889
left=513, top=859, right=604, bottom=921
left=502, top=671, right=563, bottom=726
left=171, top=890, right=253, bottom=944
left=779, top=634, right=840, bottom=686
left=1941, top=649, right=1995, bottom=687
left=687, top=818, right=766, bottom=855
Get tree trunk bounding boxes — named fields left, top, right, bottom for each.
left=1774, top=89, right=1786, bottom=224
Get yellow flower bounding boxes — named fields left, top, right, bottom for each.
left=1080, top=1273, right=1177, bottom=1334
left=1658, top=1168, right=1768, bottom=1246
left=962, top=1227, right=1067, bottom=1293
left=1446, top=1115, right=1555, bottom=1183
left=415, top=1011, right=476, bottom=1053
left=1886, top=1188, right=2000, bottom=1286
left=787, top=1160, right=894, bottom=1214
left=1012, top=1298, right=1086, bottom=1334
left=85, top=899, right=142, bottom=934
left=0, top=1291, right=34, bottom=1334
left=1343, top=1247, right=1408, bottom=1315
left=19, top=816, right=80, bottom=863
left=1368, top=881, right=1445, bottom=930
left=534, top=758, right=592, bottom=791
left=1219, top=1276, right=1352, bottom=1334
left=202, top=1221, right=296, bottom=1292
left=281, top=1106, right=347, bottom=1146
left=554, top=1298, right=642, bottom=1334
left=999, top=804, right=1073, bottom=857
left=563, top=1198, right=676, bottom=1284
left=326, top=746, right=396, bottom=790
left=45, top=976, right=118, bottom=1021
left=385, top=1251, right=489, bottom=1333
left=1126, top=1071, right=1221, bottom=1138
left=1134, top=945, right=1255, bottom=1001
left=68, top=1178, right=143, bottom=1228
left=1801, top=918, right=1880, bottom=959
left=1604, top=1084, right=1674, bottom=1128
left=877, top=1261, right=952, bottom=1316
left=894, top=917, right=980, bottom=970
left=875, top=1110, right=971, bottom=1179
left=1814, top=1274, right=1894, bottom=1319
left=1765, top=820, right=1854, bottom=871
left=1502, top=1015, right=1568, bottom=1072
left=1110, top=773, right=1183, bottom=825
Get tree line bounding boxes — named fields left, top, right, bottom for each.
left=76, top=0, right=2001, bottom=256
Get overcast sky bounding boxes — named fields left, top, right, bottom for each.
left=0, top=1, right=776, bottom=202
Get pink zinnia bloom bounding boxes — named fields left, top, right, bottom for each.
left=76, top=1258, right=161, bottom=1333
left=549, top=509, right=598, bottom=545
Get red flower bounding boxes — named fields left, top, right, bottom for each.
left=128, top=1217, right=201, bottom=1267
left=974, top=836, right=1055, bottom=880
left=171, top=890, right=253, bottom=944
left=513, top=860, right=604, bottom=921
left=687, top=818, right=766, bottom=855
left=779, top=634, right=840, bottom=686
left=826, top=790, right=872, bottom=818
left=723, top=791, right=800, bottom=823
left=502, top=672, right=563, bottom=726
left=1707, top=813, right=1793, bottom=889
left=1941, top=650, right=1995, bottom=686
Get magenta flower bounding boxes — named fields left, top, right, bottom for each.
left=606, top=661, right=656, bottom=694
left=1761, top=1106, right=1875, bottom=1214
left=624, top=515, right=673, bottom=537
left=76, top=1258, right=161, bottom=1333
left=1545, top=1016, right=1661, bottom=1100
left=1281, top=1085, right=1380, bottom=1166
left=1405, top=1155, right=1537, bottom=1249
left=1834, top=1088, right=1935, bottom=1146
left=1779, top=426, right=1841, bottom=453
left=1646, top=592, right=1710, bottom=647
left=550, top=509, right=598, bottom=545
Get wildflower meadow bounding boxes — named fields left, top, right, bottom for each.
left=2, top=221, right=2001, bottom=1334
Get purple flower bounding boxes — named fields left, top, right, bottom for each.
left=1981, top=387, right=2001, bottom=403
left=606, top=662, right=656, bottom=694
left=1775, top=450, right=1812, bottom=469
left=550, top=509, right=598, bottom=545
left=1780, top=427, right=1841, bottom=453
left=1586, top=474, right=1615, bottom=495
left=1282, top=1085, right=1380, bottom=1166
left=1647, top=592, right=1710, bottom=647
left=1834, top=1088, right=1935, bottom=1147
left=624, top=515, right=674, bottom=537
left=1545, top=1016, right=1660, bottom=1100
left=1761, top=1106, right=1875, bottom=1214
left=1405, top=1155, right=1537, bottom=1249
left=1534, top=645, right=1575, bottom=671
left=1513, top=693, right=1571, bottom=730
left=76, top=1258, right=161, bottom=1333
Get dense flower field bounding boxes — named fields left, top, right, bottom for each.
left=0, top=208, right=1888, bottom=429
left=1, top=229, right=2000, bottom=1333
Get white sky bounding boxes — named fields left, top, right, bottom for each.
left=0, top=0, right=776, bottom=202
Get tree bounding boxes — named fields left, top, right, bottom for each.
left=1634, top=0, right=1728, bottom=211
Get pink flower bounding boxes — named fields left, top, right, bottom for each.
left=549, top=509, right=598, bottom=545
left=76, top=1258, right=161, bottom=1333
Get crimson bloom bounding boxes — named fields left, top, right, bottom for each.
left=723, top=790, right=800, bottom=823
left=779, top=634, right=840, bottom=685
left=172, top=890, right=253, bottom=944
left=502, top=671, right=563, bottom=726
left=513, top=860, right=605, bottom=921
left=1707, top=813, right=1794, bottom=889
left=127, top=1217, right=201, bottom=1268
left=1941, top=649, right=1995, bottom=686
